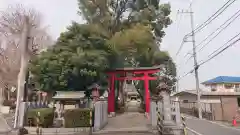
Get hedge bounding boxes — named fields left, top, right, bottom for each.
left=63, top=108, right=93, bottom=128
left=25, top=108, right=54, bottom=128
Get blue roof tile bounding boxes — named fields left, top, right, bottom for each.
left=202, top=76, right=240, bottom=84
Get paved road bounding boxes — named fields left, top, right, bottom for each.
left=125, top=100, right=141, bottom=112
left=0, top=115, right=11, bottom=131
left=103, top=112, right=150, bottom=129
left=97, top=112, right=154, bottom=135
left=186, top=117, right=240, bottom=135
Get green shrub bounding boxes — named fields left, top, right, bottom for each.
left=25, top=108, right=54, bottom=128
left=63, top=108, right=94, bottom=128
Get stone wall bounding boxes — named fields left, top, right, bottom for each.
left=93, top=100, right=108, bottom=131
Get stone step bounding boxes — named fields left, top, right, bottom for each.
left=93, top=127, right=157, bottom=135
left=93, top=132, right=156, bottom=135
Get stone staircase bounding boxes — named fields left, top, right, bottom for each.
left=93, top=128, right=157, bottom=135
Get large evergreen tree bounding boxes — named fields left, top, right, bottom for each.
left=30, top=24, right=110, bottom=91
left=30, top=0, right=176, bottom=93
left=78, top=0, right=173, bottom=67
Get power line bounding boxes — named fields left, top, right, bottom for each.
left=207, top=32, right=240, bottom=58
left=176, top=0, right=236, bottom=56
left=174, top=11, right=184, bottom=56
left=184, top=8, right=240, bottom=59
left=177, top=69, right=194, bottom=81
left=175, top=37, right=186, bottom=56
left=178, top=33, right=240, bottom=81
left=199, top=33, right=240, bottom=66
left=187, top=0, right=237, bottom=35
left=175, top=10, right=182, bottom=35
left=197, top=10, right=240, bottom=52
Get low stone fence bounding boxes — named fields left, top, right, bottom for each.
left=150, top=100, right=182, bottom=129
left=150, top=95, right=184, bottom=135
left=93, top=100, right=108, bottom=131
left=25, top=127, right=91, bottom=135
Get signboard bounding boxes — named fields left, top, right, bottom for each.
left=11, top=87, right=16, bottom=92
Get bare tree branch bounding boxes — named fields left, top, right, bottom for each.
left=0, top=4, right=53, bottom=93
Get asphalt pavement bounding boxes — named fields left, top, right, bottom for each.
left=186, top=117, right=240, bottom=135
left=0, top=115, right=11, bottom=131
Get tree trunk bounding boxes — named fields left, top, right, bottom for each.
left=14, top=16, right=30, bottom=128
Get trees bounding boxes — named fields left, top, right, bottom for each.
left=30, top=0, right=176, bottom=95
left=30, top=23, right=110, bottom=91
left=0, top=4, right=52, bottom=100
left=0, top=4, right=52, bottom=127
left=78, top=0, right=171, bottom=59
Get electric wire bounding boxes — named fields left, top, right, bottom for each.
left=197, top=10, right=240, bottom=52
left=184, top=9, right=240, bottom=61
left=178, top=0, right=237, bottom=56
left=178, top=33, right=240, bottom=80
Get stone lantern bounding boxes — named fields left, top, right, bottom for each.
left=88, top=83, right=100, bottom=103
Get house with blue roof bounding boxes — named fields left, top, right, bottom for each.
left=202, top=76, right=240, bottom=92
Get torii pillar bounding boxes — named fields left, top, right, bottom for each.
left=108, top=73, right=115, bottom=116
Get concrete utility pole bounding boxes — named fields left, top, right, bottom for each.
left=178, top=1, right=202, bottom=119
left=189, top=1, right=202, bottom=119
left=14, top=16, right=30, bottom=128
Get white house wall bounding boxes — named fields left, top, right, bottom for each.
left=204, top=83, right=236, bottom=92
left=178, top=94, right=197, bottom=102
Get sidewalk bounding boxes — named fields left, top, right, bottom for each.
left=212, top=120, right=240, bottom=129
left=184, top=115, right=240, bottom=135
left=0, top=113, right=11, bottom=131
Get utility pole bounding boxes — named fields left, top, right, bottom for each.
left=178, top=1, right=202, bottom=119
left=14, top=16, right=30, bottom=128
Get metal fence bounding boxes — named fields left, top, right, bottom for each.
left=179, top=102, right=214, bottom=120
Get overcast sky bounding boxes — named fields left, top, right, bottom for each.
left=1, top=0, right=240, bottom=91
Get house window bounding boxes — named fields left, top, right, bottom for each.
left=211, top=88, right=217, bottom=91
left=224, top=84, right=233, bottom=89
left=183, top=100, right=188, bottom=103
left=235, top=84, right=240, bottom=92
left=210, top=84, right=217, bottom=91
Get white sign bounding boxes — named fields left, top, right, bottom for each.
left=11, top=87, right=16, bottom=92
left=201, top=99, right=221, bottom=103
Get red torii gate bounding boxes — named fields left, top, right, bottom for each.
left=106, top=66, right=161, bottom=116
